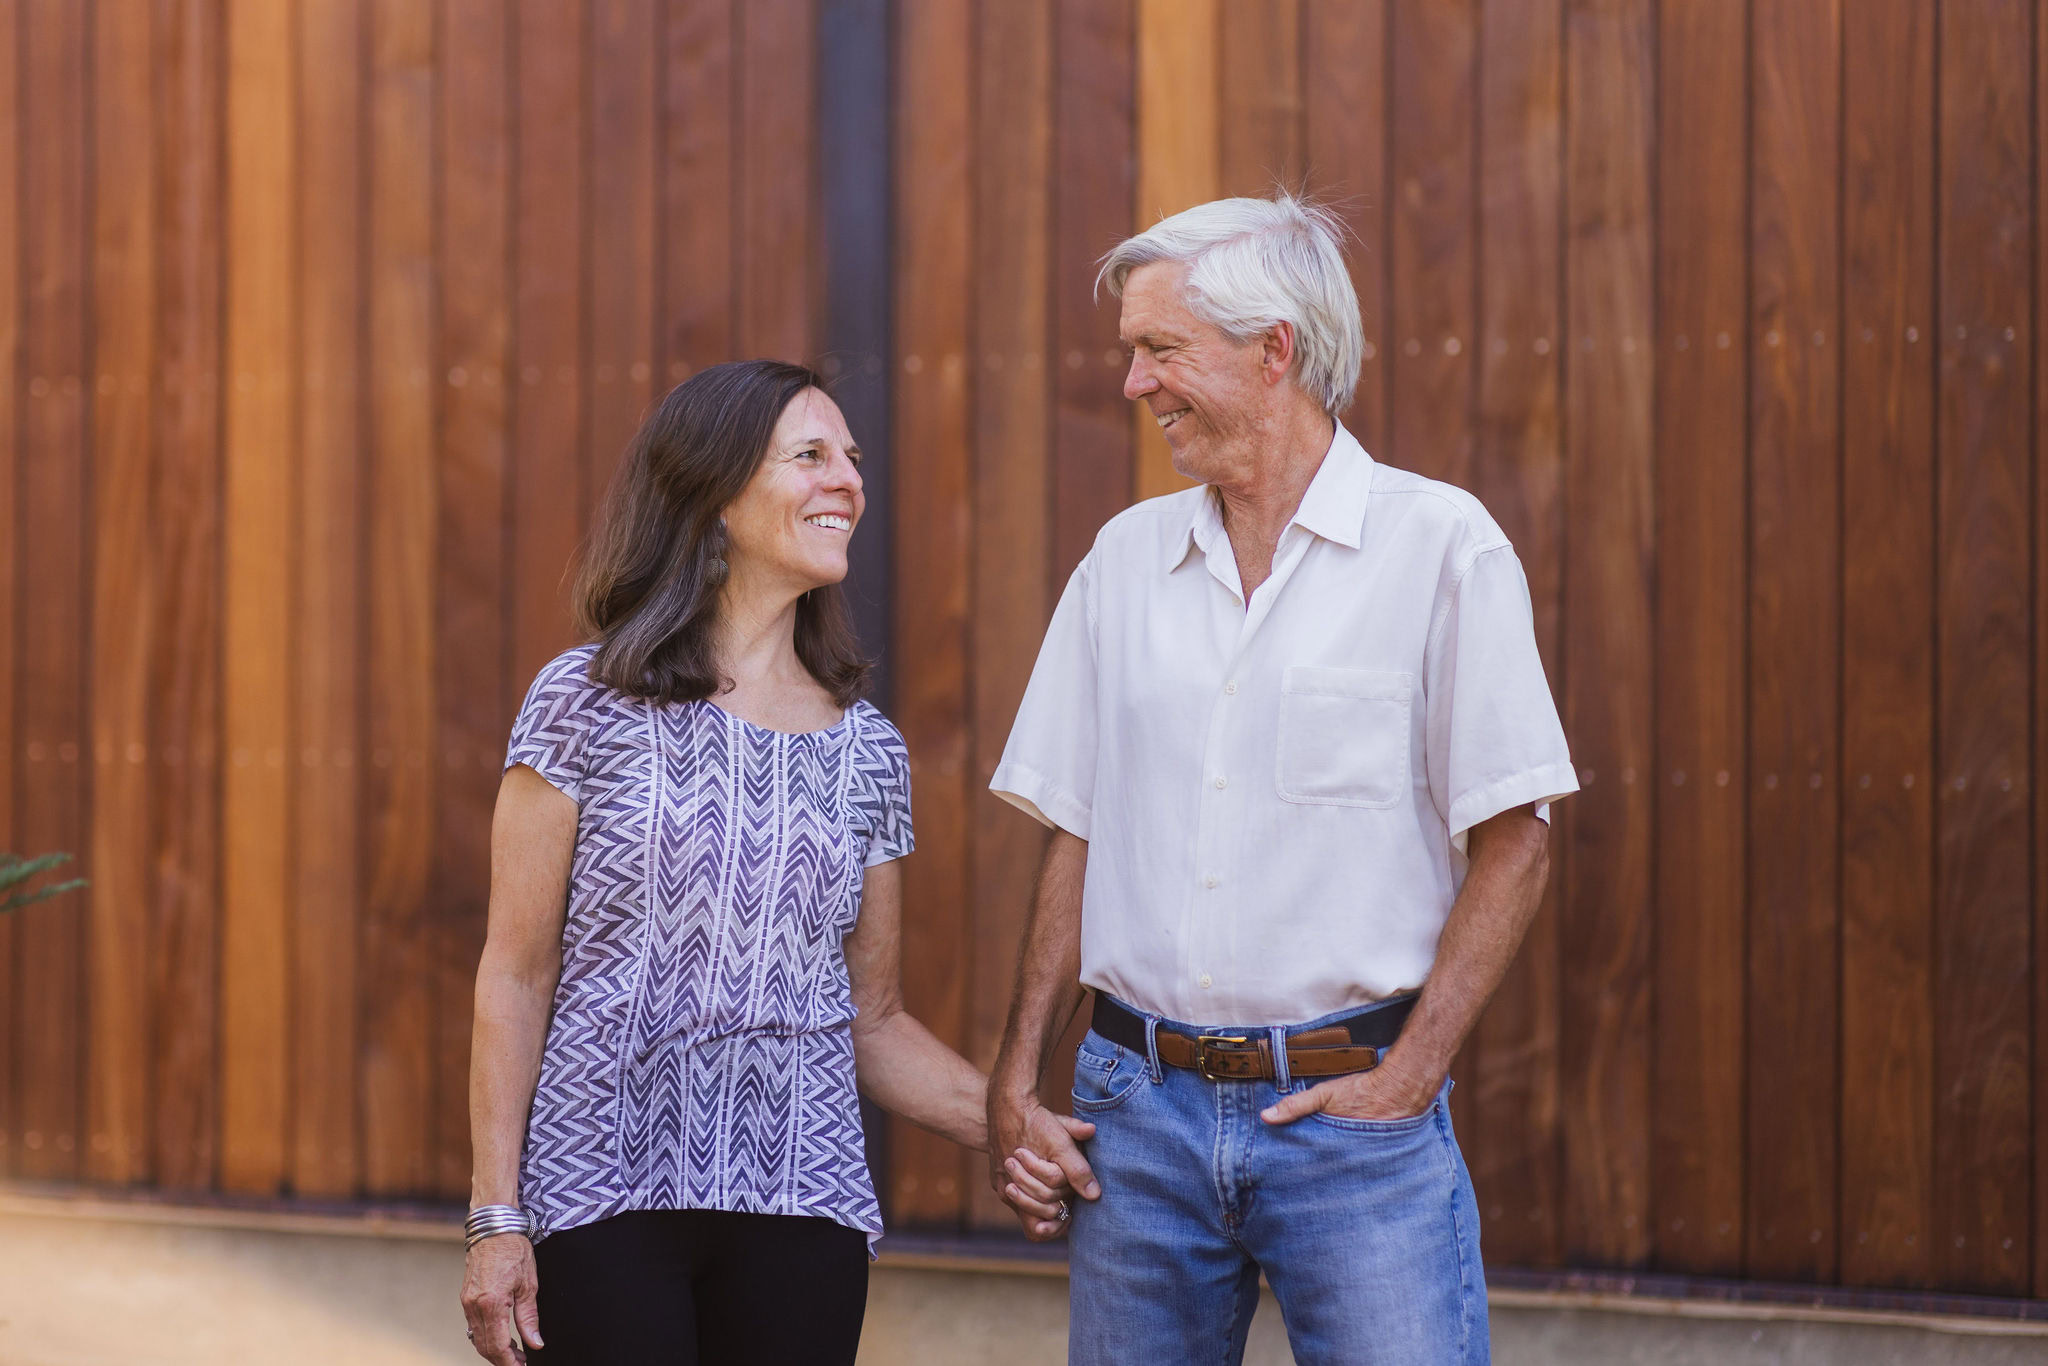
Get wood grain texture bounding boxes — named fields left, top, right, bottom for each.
left=433, top=0, right=511, bottom=1199
left=1387, top=0, right=1475, bottom=486
left=659, top=0, right=734, bottom=383
left=586, top=0, right=656, bottom=500
left=86, top=0, right=157, bottom=1186
left=292, top=0, right=366, bottom=1200
left=1652, top=0, right=1748, bottom=1278
left=1131, top=0, right=1216, bottom=501
left=1560, top=0, right=1654, bottom=1269
left=15, top=0, right=89, bottom=1181
left=2037, top=0, right=2048, bottom=1299
left=1218, top=0, right=1301, bottom=198
left=0, top=0, right=21, bottom=1175
left=1746, top=0, right=1841, bottom=1283
left=1839, top=0, right=1936, bottom=1290
left=362, top=0, right=437, bottom=1196
left=1051, top=0, right=1134, bottom=584
left=890, top=0, right=974, bottom=1228
left=221, top=0, right=297, bottom=1194
left=966, top=0, right=1054, bottom=1229
left=1470, top=0, right=1563, bottom=1269
left=150, top=0, right=225, bottom=1191
left=509, top=0, right=584, bottom=686
left=735, top=0, right=815, bottom=361
left=1303, top=0, right=1387, bottom=452
left=1932, top=0, right=2031, bottom=1296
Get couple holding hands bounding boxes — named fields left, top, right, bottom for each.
left=460, top=192, right=1576, bottom=1366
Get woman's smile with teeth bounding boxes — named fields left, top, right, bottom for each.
left=804, top=513, right=853, bottom=532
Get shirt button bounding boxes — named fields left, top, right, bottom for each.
left=1214, top=775, right=1227, bottom=790
left=1198, top=974, right=1213, bottom=989
left=1204, top=873, right=1219, bottom=889
left=1224, top=681, right=1238, bottom=695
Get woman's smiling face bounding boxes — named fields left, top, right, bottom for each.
left=721, top=386, right=866, bottom=595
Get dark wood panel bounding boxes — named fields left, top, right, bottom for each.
left=586, top=0, right=656, bottom=498
left=890, top=0, right=974, bottom=1228
left=149, top=0, right=224, bottom=1191
left=735, top=0, right=815, bottom=360
left=1303, top=0, right=1387, bottom=453
left=434, top=0, right=512, bottom=1199
left=509, top=0, right=585, bottom=686
left=1932, top=0, right=2031, bottom=1296
left=1839, top=0, right=1936, bottom=1290
left=85, top=0, right=156, bottom=1186
left=292, top=0, right=366, bottom=1201
left=1217, top=0, right=1301, bottom=198
left=0, top=0, right=18, bottom=1178
left=1470, top=0, right=1563, bottom=1269
left=1050, top=0, right=1134, bottom=586
left=15, top=0, right=89, bottom=1181
left=1560, top=0, right=1654, bottom=1269
left=658, top=0, right=734, bottom=383
left=220, top=0, right=295, bottom=1194
left=1746, top=0, right=1841, bottom=1283
left=2037, top=0, right=2048, bottom=1296
left=1651, top=0, right=1748, bottom=1278
left=966, top=0, right=1054, bottom=1230
left=362, top=0, right=437, bottom=1196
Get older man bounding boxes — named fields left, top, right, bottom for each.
left=983, top=193, right=1577, bottom=1365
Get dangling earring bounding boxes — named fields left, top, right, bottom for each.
left=706, top=521, right=730, bottom=587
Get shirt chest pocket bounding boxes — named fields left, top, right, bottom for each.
left=1275, top=666, right=1414, bottom=809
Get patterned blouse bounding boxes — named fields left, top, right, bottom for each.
left=506, top=644, right=913, bottom=1248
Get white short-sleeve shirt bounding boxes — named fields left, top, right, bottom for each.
left=990, top=424, right=1577, bottom=1025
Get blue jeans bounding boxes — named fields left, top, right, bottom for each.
left=1066, top=999, right=1488, bottom=1365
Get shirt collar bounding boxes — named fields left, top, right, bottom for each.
left=1166, top=423, right=1374, bottom=572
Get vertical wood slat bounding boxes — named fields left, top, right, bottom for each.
left=150, top=0, right=225, bottom=1191
left=1303, top=0, right=1388, bottom=454
left=1051, top=0, right=1134, bottom=585
left=1652, top=0, right=1749, bottom=1278
left=2036, top=0, right=2048, bottom=1304
left=363, top=0, right=437, bottom=1196
left=891, top=0, right=974, bottom=1228
left=965, top=0, right=1054, bottom=1230
left=15, top=0, right=88, bottom=1181
left=1839, top=0, right=1937, bottom=1290
left=1746, top=0, right=1842, bottom=1283
left=659, top=0, right=734, bottom=385
left=509, top=0, right=585, bottom=688
left=1470, top=0, right=1564, bottom=1269
left=0, top=0, right=18, bottom=1178
left=86, top=0, right=156, bottom=1185
left=1560, top=0, right=1655, bottom=1269
left=433, top=0, right=511, bottom=1198
left=1130, top=0, right=1216, bottom=502
left=586, top=0, right=655, bottom=498
left=221, top=0, right=297, bottom=1195
left=292, top=0, right=366, bottom=1200
left=1217, top=0, right=1302, bottom=199
left=1933, top=0, right=2032, bottom=1296
left=735, top=0, right=816, bottom=362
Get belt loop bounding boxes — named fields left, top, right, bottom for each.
left=1143, top=1015, right=1164, bottom=1085
left=1268, top=1024, right=1291, bottom=1091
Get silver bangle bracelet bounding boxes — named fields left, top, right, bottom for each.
left=464, top=1204, right=537, bottom=1248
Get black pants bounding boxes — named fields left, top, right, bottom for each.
left=527, top=1208, right=868, bottom=1365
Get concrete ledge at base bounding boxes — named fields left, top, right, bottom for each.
left=3, top=1188, right=2047, bottom=1365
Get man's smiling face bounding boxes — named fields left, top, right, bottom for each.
left=1118, top=261, right=1272, bottom=485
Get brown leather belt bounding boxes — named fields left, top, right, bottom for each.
left=1091, top=993, right=1417, bottom=1083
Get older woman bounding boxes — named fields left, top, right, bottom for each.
left=459, top=360, right=1082, bottom=1366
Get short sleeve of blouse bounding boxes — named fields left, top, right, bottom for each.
left=855, top=709, right=915, bottom=868
left=506, top=647, right=599, bottom=803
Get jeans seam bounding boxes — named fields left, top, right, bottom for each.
left=1437, top=1101, right=1476, bottom=1362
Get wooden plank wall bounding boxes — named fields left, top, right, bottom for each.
left=2, top=0, right=2047, bottom=1302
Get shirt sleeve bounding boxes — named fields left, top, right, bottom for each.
left=990, top=555, right=1098, bottom=839
left=1423, top=545, right=1578, bottom=850
left=862, top=717, right=917, bottom=867
left=505, top=650, right=595, bottom=804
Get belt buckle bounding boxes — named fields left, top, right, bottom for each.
left=1196, top=1033, right=1254, bottom=1082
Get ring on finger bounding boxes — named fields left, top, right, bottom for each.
left=1056, top=1200, right=1070, bottom=1223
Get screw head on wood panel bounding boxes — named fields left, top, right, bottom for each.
left=1534, top=338, right=1551, bottom=355
left=1906, top=327, right=1920, bottom=343
left=1716, top=332, right=1731, bottom=349
left=1362, top=341, right=1377, bottom=360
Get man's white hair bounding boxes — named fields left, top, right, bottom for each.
left=1097, top=192, right=1364, bottom=417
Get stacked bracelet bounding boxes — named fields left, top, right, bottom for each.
left=464, top=1204, right=537, bottom=1248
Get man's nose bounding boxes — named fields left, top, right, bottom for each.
left=1122, top=353, right=1156, bottom=402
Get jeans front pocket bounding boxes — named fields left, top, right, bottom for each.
left=1303, top=1080, right=1449, bottom=1135
left=1070, top=1032, right=1146, bottom=1113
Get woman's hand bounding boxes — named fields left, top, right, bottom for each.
left=461, top=1234, right=543, bottom=1364
left=999, top=1142, right=1088, bottom=1241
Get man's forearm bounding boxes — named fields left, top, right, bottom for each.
left=991, top=830, right=1089, bottom=1101
left=1391, top=808, right=1551, bottom=1083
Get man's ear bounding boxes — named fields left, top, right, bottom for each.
left=1261, top=320, right=1297, bottom=385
